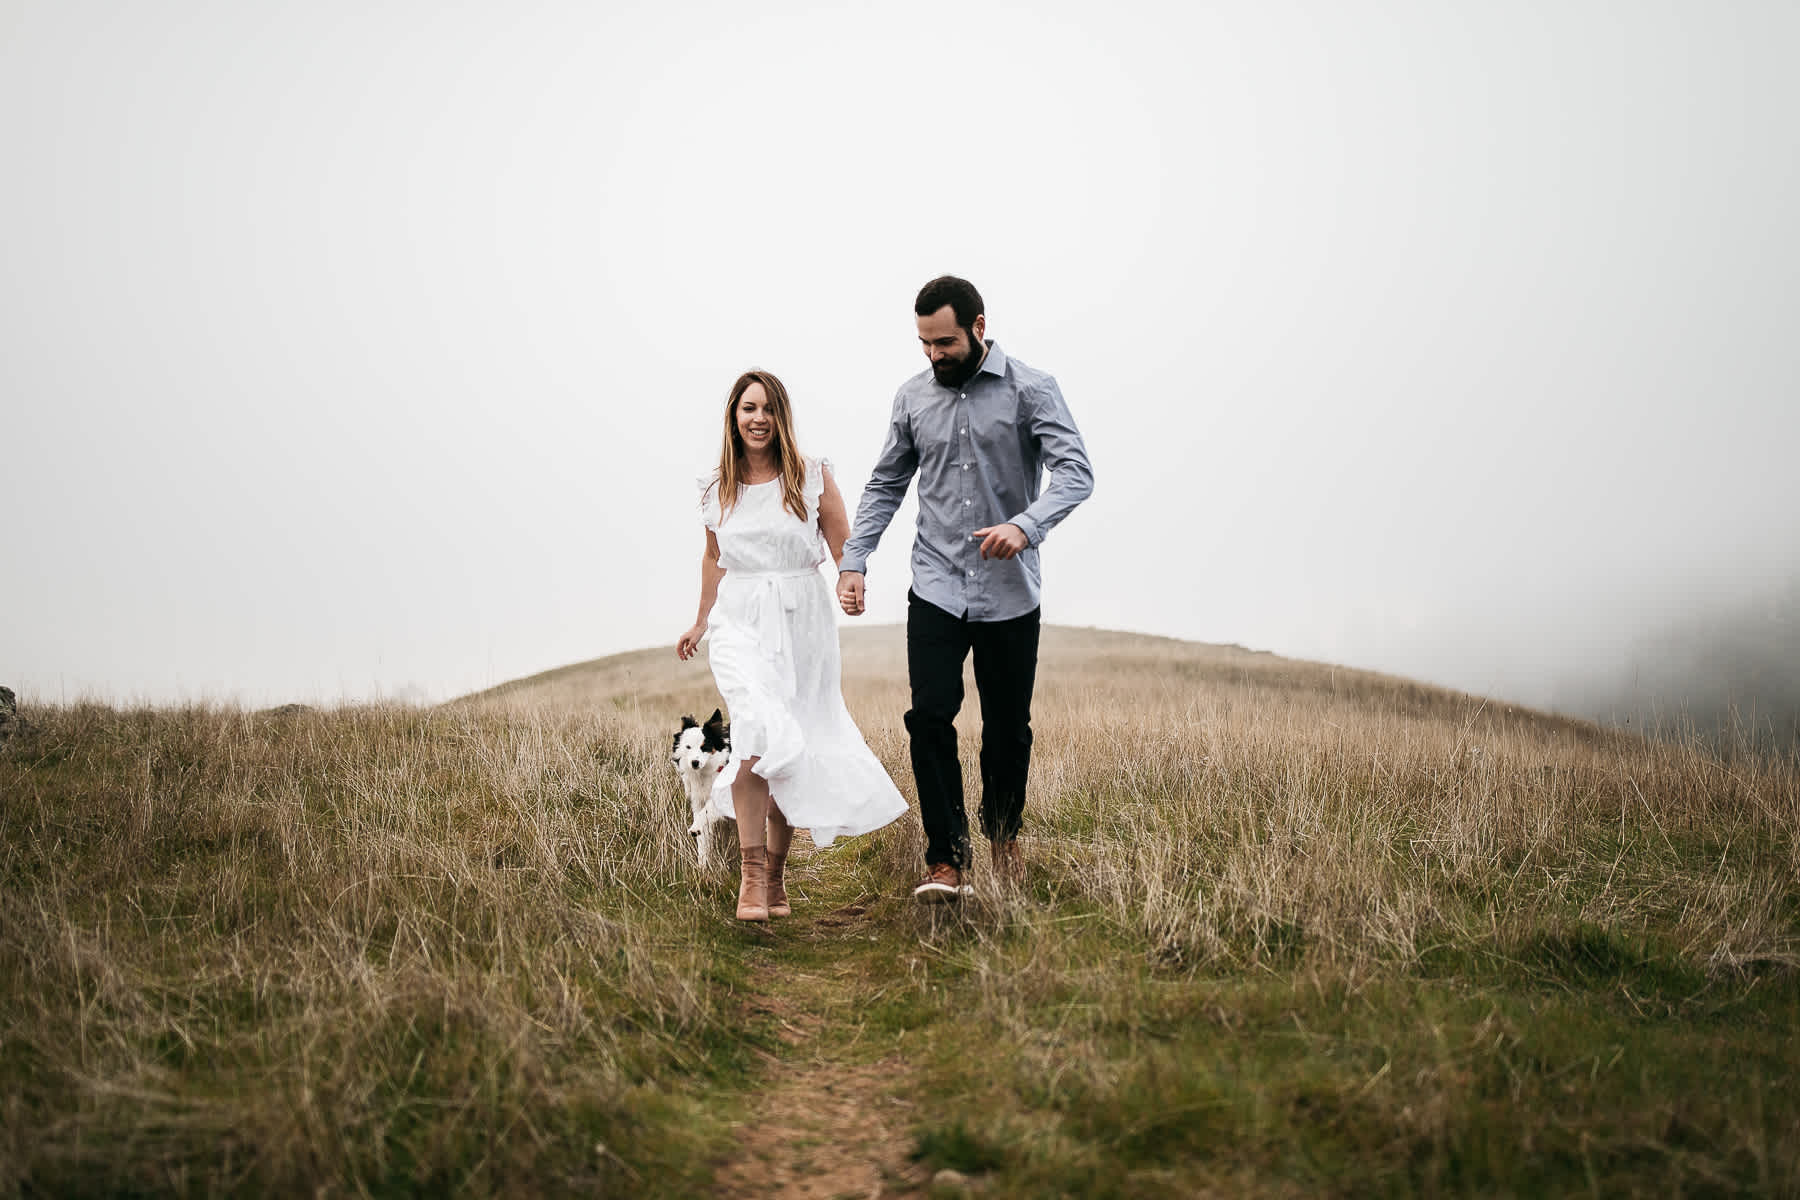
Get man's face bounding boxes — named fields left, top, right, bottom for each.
left=917, top=306, right=987, bottom=388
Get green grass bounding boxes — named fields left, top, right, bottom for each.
left=880, top=930, right=1797, bottom=1196
left=3, top=628, right=1798, bottom=1196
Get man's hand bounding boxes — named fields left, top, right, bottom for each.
left=973, top=523, right=1029, bottom=561
left=837, top=570, right=866, bottom=616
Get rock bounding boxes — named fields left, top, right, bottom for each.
left=931, top=1168, right=975, bottom=1195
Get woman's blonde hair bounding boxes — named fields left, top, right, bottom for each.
left=716, top=369, right=808, bottom=523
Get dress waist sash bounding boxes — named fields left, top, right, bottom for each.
left=718, top=565, right=825, bottom=661
left=726, top=565, right=823, bottom=579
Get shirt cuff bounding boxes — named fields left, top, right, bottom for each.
left=839, top=552, right=870, bottom=575
left=1009, top=515, right=1042, bottom=547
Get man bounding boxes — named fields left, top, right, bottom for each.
left=837, top=276, right=1094, bottom=900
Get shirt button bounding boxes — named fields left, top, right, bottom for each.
left=959, top=393, right=966, bottom=400
left=964, top=499, right=971, bottom=506
left=966, top=570, right=974, bottom=578
left=963, top=463, right=972, bottom=470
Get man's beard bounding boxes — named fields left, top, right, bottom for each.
left=931, top=332, right=985, bottom=387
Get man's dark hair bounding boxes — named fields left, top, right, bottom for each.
left=914, top=276, right=985, bottom=332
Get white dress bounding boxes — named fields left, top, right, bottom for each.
left=700, top=457, right=908, bottom=846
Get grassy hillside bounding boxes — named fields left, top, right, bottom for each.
left=3, top=627, right=1797, bottom=1196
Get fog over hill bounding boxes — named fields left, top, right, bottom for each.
left=1549, top=577, right=1800, bottom=752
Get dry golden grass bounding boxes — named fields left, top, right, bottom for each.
left=484, top=624, right=1797, bottom=975
left=1, top=701, right=746, bottom=1195
left=1020, top=629, right=1799, bottom=976
left=4, top=624, right=1797, bottom=1195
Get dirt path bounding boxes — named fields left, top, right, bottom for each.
left=712, top=900, right=933, bottom=1200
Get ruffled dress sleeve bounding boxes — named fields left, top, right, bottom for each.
left=697, top=470, right=722, bottom=531
left=804, top=456, right=833, bottom=523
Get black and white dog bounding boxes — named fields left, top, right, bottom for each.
left=670, top=709, right=733, bottom=867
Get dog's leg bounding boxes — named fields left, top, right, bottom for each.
left=694, top=793, right=713, bottom=868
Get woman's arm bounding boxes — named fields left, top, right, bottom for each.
left=676, top=529, right=726, bottom=660
left=818, top=465, right=851, bottom=567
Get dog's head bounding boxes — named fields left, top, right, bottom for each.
left=671, top=708, right=731, bottom=774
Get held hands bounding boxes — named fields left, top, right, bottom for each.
left=973, top=523, right=1029, bottom=560
left=676, top=622, right=707, bottom=660
left=837, top=571, right=866, bottom=617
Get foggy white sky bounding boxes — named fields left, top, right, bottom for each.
left=4, top=1, right=1797, bottom=709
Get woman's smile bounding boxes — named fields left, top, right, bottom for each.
left=735, top=380, right=777, bottom=451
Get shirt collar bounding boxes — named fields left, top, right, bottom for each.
left=976, top=340, right=1007, bottom=379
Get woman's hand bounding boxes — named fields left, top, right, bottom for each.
left=837, top=571, right=866, bottom=616
left=676, top=622, right=707, bottom=660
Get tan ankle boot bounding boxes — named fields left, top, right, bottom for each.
left=766, top=850, right=790, bottom=918
left=737, top=846, right=769, bottom=922
left=764, top=808, right=793, bottom=918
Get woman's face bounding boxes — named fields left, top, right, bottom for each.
left=735, top=382, right=775, bottom=456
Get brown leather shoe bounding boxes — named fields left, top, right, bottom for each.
left=990, top=839, right=1024, bottom=884
left=737, top=846, right=769, bottom=922
left=766, top=850, right=790, bottom=918
left=912, top=862, right=970, bottom=903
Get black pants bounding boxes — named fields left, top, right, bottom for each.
left=905, top=590, right=1042, bottom=869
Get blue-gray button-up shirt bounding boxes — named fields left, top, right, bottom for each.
left=841, top=341, right=1094, bottom=621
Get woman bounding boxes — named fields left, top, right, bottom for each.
left=676, top=370, right=908, bottom=921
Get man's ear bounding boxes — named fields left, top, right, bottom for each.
left=971, top=313, right=986, bottom=343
